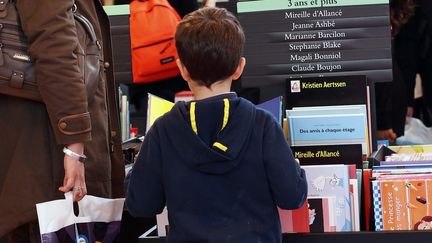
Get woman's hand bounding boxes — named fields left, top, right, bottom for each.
left=376, top=129, right=397, bottom=144
left=58, top=143, right=87, bottom=202
left=203, top=0, right=216, bottom=7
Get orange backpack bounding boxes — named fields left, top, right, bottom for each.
left=129, top=0, right=181, bottom=84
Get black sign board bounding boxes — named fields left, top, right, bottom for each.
left=238, top=0, right=392, bottom=88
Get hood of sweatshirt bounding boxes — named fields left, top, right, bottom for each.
left=162, top=93, right=255, bottom=175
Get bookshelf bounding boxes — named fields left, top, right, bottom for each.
left=137, top=231, right=432, bottom=243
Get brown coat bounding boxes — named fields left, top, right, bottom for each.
left=0, top=0, right=124, bottom=236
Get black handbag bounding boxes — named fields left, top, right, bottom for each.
left=0, top=0, right=100, bottom=104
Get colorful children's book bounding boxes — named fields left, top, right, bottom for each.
left=146, top=93, right=174, bottom=133
left=379, top=179, right=432, bottom=230
left=302, top=164, right=352, bottom=231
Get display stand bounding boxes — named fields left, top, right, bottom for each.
left=137, top=231, right=432, bottom=243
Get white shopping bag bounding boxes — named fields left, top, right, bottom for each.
left=36, top=192, right=125, bottom=243
left=396, top=117, right=432, bottom=145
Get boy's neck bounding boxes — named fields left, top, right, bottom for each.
left=190, top=79, right=233, bottom=100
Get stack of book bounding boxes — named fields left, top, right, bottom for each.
left=285, top=75, right=371, bottom=156
left=279, top=162, right=362, bottom=233
left=371, top=145, right=432, bottom=231
left=286, top=105, right=369, bottom=154
left=279, top=76, right=368, bottom=233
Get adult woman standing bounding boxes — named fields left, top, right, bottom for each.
left=0, top=0, right=124, bottom=242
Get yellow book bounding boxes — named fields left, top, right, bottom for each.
left=146, top=93, right=174, bottom=133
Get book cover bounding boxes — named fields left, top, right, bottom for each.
left=308, top=198, right=325, bottom=232
left=287, top=113, right=366, bottom=142
left=372, top=180, right=383, bottom=231
left=287, top=105, right=367, bottom=141
left=363, top=169, right=372, bottom=231
left=379, top=179, right=432, bottom=230
left=292, top=201, right=311, bottom=233
left=278, top=200, right=310, bottom=233
left=303, top=164, right=352, bottom=231
left=257, top=96, right=283, bottom=125
left=146, top=93, right=174, bottom=133
left=380, top=180, right=407, bottom=230
left=287, top=112, right=367, bottom=153
left=278, top=208, right=294, bottom=233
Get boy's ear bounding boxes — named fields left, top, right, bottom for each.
left=176, top=59, right=191, bottom=82
left=232, top=57, right=246, bottom=81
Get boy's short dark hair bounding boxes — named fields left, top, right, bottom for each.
left=175, top=7, right=245, bottom=87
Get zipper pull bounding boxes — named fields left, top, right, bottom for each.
left=160, top=41, right=172, bottom=54
left=0, top=43, right=4, bottom=66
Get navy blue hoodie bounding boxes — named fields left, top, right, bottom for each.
left=127, top=93, right=307, bottom=243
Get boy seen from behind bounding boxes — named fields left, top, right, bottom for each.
left=126, top=7, right=307, bottom=243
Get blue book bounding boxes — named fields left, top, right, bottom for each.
left=302, top=164, right=352, bottom=232
left=372, top=180, right=383, bottom=231
left=287, top=105, right=368, bottom=153
left=257, top=96, right=283, bottom=125
left=288, top=114, right=366, bottom=141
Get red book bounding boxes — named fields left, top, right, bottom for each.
left=279, top=200, right=310, bottom=233
left=363, top=169, right=372, bottom=231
